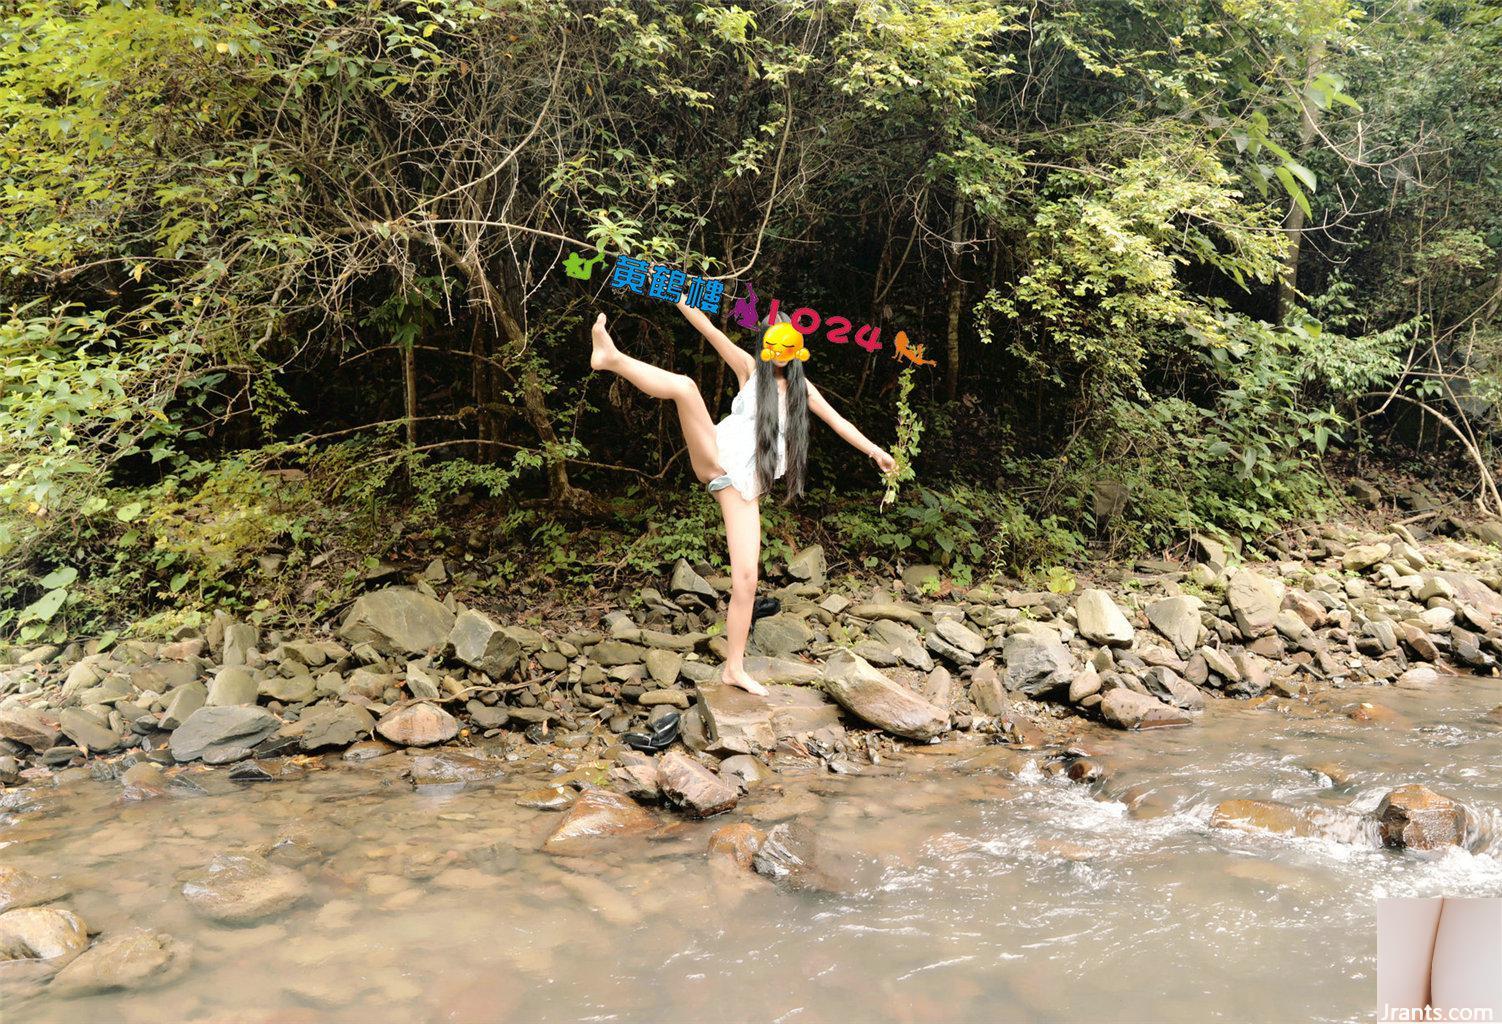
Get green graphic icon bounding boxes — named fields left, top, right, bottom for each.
left=564, top=251, right=606, bottom=280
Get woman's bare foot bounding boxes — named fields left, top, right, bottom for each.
left=590, top=313, right=619, bottom=372
left=722, top=664, right=769, bottom=697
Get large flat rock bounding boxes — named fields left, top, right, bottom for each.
left=694, top=682, right=843, bottom=756
left=338, top=588, right=454, bottom=655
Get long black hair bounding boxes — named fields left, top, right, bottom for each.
left=754, top=316, right=809, bottom=504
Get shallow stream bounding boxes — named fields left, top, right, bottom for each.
left=6, top=674, right=1502, bottom=1023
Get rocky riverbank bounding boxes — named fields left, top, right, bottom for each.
left=5, top=513, right=1502, bottom=806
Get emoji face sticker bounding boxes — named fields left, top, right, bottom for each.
left=761, top=322, right=809, bottom=363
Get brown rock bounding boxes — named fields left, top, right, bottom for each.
left=543, top=789, right=656, bottom=855
left=694, top=682, right=842, bottom=756
left=821, top=650, right=948, bottom=740
left=1375, top=785, right=1477, bottom=852
left=374, top=702, right=458, bottom=747
left=707, top=823, right=766, bottom=869
left=0, top=707, right=60, bottom=752
left=657, top=752, right=739, bottom=817
left=50, top=928, right=191, bottom=994
left=1099, top=688, right=1190, bottom=730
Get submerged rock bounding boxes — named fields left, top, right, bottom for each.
left=821, top=650, right=948, bottom=740
left=708, top=823, right=766, bottom=870
left=0, top=867, right=68, bottom=914
left=0, top=907, right=89, bottom=961
left=50, top=928, right=191, bottom=994
left=751, top=821, right=853, bottom=894
left=181, top=855, right=308, bottom=924
left=1374, top=785, right=1477, bottom=852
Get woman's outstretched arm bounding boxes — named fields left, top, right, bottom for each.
left=807, top=381, right=896, bottom=473
left=675, top=299, right=756, bottom=385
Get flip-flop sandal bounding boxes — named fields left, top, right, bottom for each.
left=623, top=709, right=681, bottom=753
left=751, top=596, right=781, bottom=622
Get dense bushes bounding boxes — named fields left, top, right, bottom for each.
left=1, top=0, right=1499, bottom=642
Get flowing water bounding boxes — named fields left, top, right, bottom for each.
left=6, top=674, right=1502, bottom=1024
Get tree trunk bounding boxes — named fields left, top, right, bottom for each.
left=945, top=196, right=967, bottom=401
left=402, top=342, right=417, bottom=446
left=1277, top=41, right=1327, bottom=322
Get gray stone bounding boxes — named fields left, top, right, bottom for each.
left=901, top=564, right=941, bottom=591
left=744, top=656, right=820, bottom=686
left=969, top=660, right=1007, bottom=715
left=589, top=640, right=647, bottom=667
left=448, top=609, right=523, bottom=677
left=296, top=704, right=375, bottom=751
left=259, top=673, right=315, bottom=704
left=934, top=618, right=986, bottom=656
left=206, top=666, right=257, bottom=706
left=848, top=602, right=928, bottom=628
left=1139, top=666, right=1205, bottom=711
left=657, top=752, right=739, bottom=817
left=670, top=559, right=717, bottom=602
left=868, top=619, right=933, bottom=671
left=338, top=588, right=455, bottom=655
left=751, top=616, right=812, bottom=658
left=1146, top=596, right=1203, bottom=655
left=58, top=708, right=121, bottom=753
left=786, top=545, right=827, bottom=587
left=1200, top=646, right=1241, bottom=682
left=1227, top=570, right=1284, bottom=638
left=160, top=683, right=207, bottom=730
left=1075, top=590, right=1135, bottom=647
left=170, top=706, right=279, bottom=763
left=1342, top=542, right=1391, bottom=572
left=821, top=650, right=948, bottom=740
left=1001, top=633, right=1073, bottom=697
left=221, top=622, right=258, bottom=667
left=924, top=629, right=977, bottom=667
left=644, top=648, right=683, bottom=686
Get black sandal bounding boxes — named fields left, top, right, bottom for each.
left=623, top=709, right=681, bottom=753
left=752, top=596, right=781, bottom=621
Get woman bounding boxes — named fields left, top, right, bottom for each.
left=590, top=300, right=897, bottom=695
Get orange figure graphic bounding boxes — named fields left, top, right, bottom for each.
left=893, top=331, right=936, bottom=367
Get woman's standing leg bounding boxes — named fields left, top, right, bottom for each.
left=591, top=314, right=725, bottom=483
left=714, top=486, right=768, bottom=696
left=1430, top=898, right=1502, bottom=1015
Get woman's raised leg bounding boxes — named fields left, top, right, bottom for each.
left=714, top=486, right=769, bottom=696
left=591, top=313, right=725, bottom=483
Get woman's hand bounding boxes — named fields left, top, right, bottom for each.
left=869, top=448, right=897, bottom=474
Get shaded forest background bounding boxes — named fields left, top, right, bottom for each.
left=2, top=0, right=1500, bottom=644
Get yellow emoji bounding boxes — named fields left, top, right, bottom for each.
left=761, top=322, right=809, bottom=362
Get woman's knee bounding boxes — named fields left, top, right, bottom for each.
left=730, top=564, right=759, bottom=596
